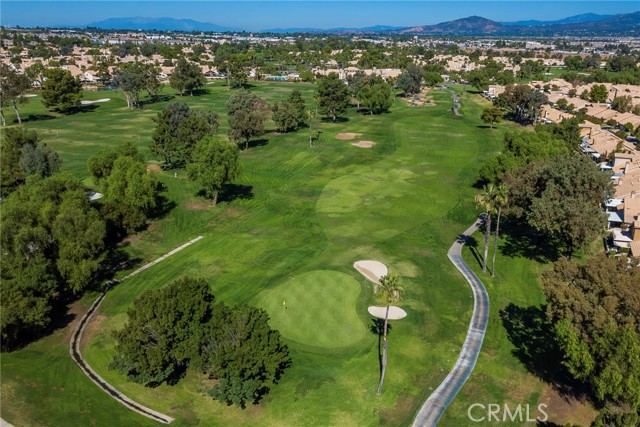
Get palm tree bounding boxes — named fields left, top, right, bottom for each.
left=475, top=184, right=497, bottom=274
left=490, top=184, right=509, bottom=278
left=376, top=272, right=402, bottom=395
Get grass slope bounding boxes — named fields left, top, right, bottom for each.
left=1, top=83, right=580, bottom=426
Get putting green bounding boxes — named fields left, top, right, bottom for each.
left=255, top=270, right=366, bottom=348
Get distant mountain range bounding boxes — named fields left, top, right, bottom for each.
left=501, top=13, right=612, bottom=27
left=397, top=12, right=640, bottom=36
left=85, top=12, right=639, bottom=36
left=88, top=17, right=241, bottom=32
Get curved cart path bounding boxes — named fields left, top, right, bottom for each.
left=412, top=217, right=489, bottom=426
left=69, top=236, right=204, bottom=425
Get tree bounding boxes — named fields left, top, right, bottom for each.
left=0, top=174, right=106, bottom=349
left=359, top=76, right=393, bottom=115
left=505, top=155, right=612, bottom=257
left=423, top=71, right=444, bottom=87
left=272, top=90, right=306, bottom=133
left=24, top=62, right=45, bottom=88
left=150, top=103, right=219, bottom=166
left=111, top=277, right=214, bottom=385
left=0, top=127, right=61, bottom=196
left=590, top=84, right=608, bottom=103
left=112, top=63, right=146, bottom=109
left=495, top=84, right=548, bottom=125
left=376, top=272, right=402, bottom=395
left=226, top=91, right=269, bottom=149
left=467, top=69, right=490, bottom=91
left=611, top=95, right=632, bottom=113
left=396, top=72, right=418, bottom=97
left=88, top=141, right=143, bottom=183
left=0, top=63, right=31, bottom=124
left=490, top=184, right=508, bottom=277
left=101, top=156, right=158, bottom=233
left=475, top=184, right=497, bottom=274
left=316, top=73, right=350, bottom=121
left=170, top=57, right=206, bottom=96
left=346, top=70, right=367, bottom=107
left=41, top=68, right=82, bottom=113
left=543, top=255, right=640, bottom=413
left=226, top=55, right=249, bottom=88
left=202, top=304, right=291, bottom=407
left=18, top=142, right=61, bottom=178
left=555, top=98, right=568, bottom=110
left=480, top=107, right=504, bottom=128
left=479, top=129, right=571, bottom=184
left=187, top=137, right=241, bottom=207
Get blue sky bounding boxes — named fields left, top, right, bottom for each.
left=1, top=1, right=638, bottom=31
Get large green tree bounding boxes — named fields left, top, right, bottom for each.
left=494, top=84, right=547, bottom=125
left=187, top=137, right=242, bottom=207
left=41, top=68, right=82, bottom=113
left=202, top=304, right=291, bottom=407
left=111, top=277, right=214, bottom=385
left=150, top=102, right=219, bottom=166
left=316, top=72, right=350, bottom=121
left=170, top=57, right=206, bottom=96
left=480, top=107, right=504, bottom=128
left=359, top=75, right=393, bottom=115
left=101, top=155, right=158, bottom=233
left=0, top=174, right=106, bottom=349
left=226, top=91, right=269, bottom=149
left=505, top=154, right=612, bottom=257
left=272, top=89, right=306, bottom=133
left=543, top=255, right=640, bottom=415
left=0, top=128, right=60, bottom=196
left=590, top=84, right=608, bottom=103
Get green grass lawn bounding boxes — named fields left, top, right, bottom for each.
left=1, top=82, right=585, bottom=426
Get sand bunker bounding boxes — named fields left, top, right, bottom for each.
left=24, top=94, right=38, bottom=98
left=368, top=306, right=407, bottom=320
left=351, top=140, right=376, bottom=148
left=354, top=260, right=388, bottom=284
left=335, top=132, right=362, bottom=140
left=80, top=98, right=111, bottom=105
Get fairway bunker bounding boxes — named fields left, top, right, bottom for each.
left=368, top=306, right=407, bottom=320
left=335, top=132, right=362, bottom=140
left=80, top=98, right=111, bottom=105
left=351, top=140, right=376, bottom=148
left=354, top=260, right=388, bottom=284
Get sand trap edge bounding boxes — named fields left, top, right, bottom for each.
left=368, top=306, right=407, bottom=320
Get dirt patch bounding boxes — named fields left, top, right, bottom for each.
left=186, top=199, right=211, bottom=210
left=538, top=384, right=598, bottom=426
left=80, top=314, right=107, bottom=348
left=146, top=163, right=161, bottom=173
left=351, top=140, right=376, bottom=148
left=63, top=300, right=90, bottom=343
left=335, top=132, right=362, bottom=140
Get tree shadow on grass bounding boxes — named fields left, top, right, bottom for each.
left=152, top=188, right=177, bottom=220
left=370, top=318, right=393, bottom=378
left=139, top=94, right=175, bottom=107
left=246, top=138, right=269, bottom=149
left=218, top=183, right=254, bottom=204
left=20, top=114, right=56, bottom=123
left=499, top=218, right=562, bottom=263
left=320, top=116, right=349, bottom=123
left=464, top=235, right=484, bottom=270
left=500, top=303, right=590, bottom=401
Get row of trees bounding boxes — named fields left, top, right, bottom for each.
left=1, top=129, right=162, bottom=350
left=111, top=277, right=291, bottom=407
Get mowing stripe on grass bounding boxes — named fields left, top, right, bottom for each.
left=69, top=236, right=204, bottom=424
left=412, top=217, right=489, bottom=426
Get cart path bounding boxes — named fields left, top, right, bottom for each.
left=69, top=236, right=204, bottom=425
left=412, top=218, right=489, bottom=426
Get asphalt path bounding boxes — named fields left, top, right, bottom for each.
left=412, top=217, right=489, bottom=426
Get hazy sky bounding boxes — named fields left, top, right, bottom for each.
left=1, top=1, right=639, bottom=31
